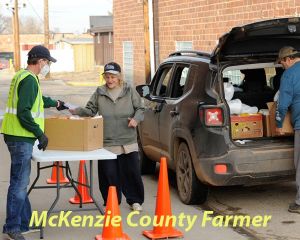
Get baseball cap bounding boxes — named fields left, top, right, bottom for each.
left=28, top=45, right=57, bottom=63
left=276, top=46, right=299, bottom=63
left=103, top=62, right=121, bottom=75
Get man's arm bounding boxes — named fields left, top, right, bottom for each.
left=43, top=95, right=58, bottom=108
left=131, top=87, right=145, bottom=123
left=72, top=90, right=99, bottom=117
left=276, top=72, right=293, bottom=129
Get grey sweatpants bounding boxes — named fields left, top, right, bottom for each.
left=294, top=130, right=300, bottom=205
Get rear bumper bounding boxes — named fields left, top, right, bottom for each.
left=194, top=146, right=295, bottom=186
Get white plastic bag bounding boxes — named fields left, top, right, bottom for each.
left=259, top=109, right=269, bottom=115
left=224, top=82, right=234, bottom=101
left=240, top=104, right=258, bottom=114
left=228, top=99, right=242, bottom=114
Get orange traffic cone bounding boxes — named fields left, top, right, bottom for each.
left=95, top=186, right=130, bottom=240
left=46, top=161, right=69, bottom=184
left=69, top=160, right=93, bottom=204
left=143, top=157, right=183, bottom=239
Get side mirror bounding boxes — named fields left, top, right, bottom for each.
left=136, top=85, right=150, bottom=98
left=136, top=84, right=166, bottom=104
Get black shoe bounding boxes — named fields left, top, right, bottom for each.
left=6, top=232, right=26, bottom=240
left=288, top=202, right=300, bottom=214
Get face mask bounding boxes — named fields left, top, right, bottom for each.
left=40, top=63, right=50, bottom=77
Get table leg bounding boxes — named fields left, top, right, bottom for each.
left=89, top=160, right=104, bottom=215
left=39, top=226, right=44, bottom=239
left=27, top=162, right=43, bottom=239
left=47, top=162, right=61, bottom=214
left=38, top=162, right=61, bottom=239
left=65, top=161, right=83, bottom=208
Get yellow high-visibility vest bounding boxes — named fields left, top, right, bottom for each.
left=1, top=69, right=44, bottom=138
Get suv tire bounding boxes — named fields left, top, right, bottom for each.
left=176, top=142, right=208, bottom=204
left=138, top=134, right=156, bottom=175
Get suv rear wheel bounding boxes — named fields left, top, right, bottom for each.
left=176, top=142, right=208, bottom=204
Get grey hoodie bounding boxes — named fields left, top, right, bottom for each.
left=74, top=82, right=144, bottom=146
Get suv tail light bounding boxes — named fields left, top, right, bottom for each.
left=204, top=108, right=224, bottom=126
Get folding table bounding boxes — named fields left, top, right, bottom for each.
left=28, top=145, right=117, bottom=239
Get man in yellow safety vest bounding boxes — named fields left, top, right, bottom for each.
left=1, top=45, right=68, bottom=240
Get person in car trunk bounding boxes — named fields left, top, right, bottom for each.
left=276, top=46, right=300, bottom=214
left=69, top=62, right=145, bottom=211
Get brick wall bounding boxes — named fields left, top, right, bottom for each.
left=114, top=0, right=300, bottom=85
left=0, top=34, right=44, bottom=52
left=114, top=0, right=145, bottom=84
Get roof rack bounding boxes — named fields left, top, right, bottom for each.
left=168, top=50, right=211, bottom=58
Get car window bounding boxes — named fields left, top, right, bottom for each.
left=171, top=65, right=190, bottom=98
left=224, top=68, right=277, bottom=92
left=223, top=70, right=244, bottom=86
left=153, top=65, right=173, bottom=97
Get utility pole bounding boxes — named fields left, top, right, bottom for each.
left=44, top=0, right=51, bottom=79
left=44, top=0, right=49, bottom=48
left=143, top=0, right=155, bottom=84
left=6, top=0, right=25, bottom=71
left=13, top=0, right=21, bottom=71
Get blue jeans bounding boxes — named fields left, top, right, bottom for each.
left=3, top=141, right=33, bottom=234
left=294, top=130, right=300, bottom=205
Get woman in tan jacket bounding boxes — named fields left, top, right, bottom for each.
left=70, top=62, right=145, bottom=211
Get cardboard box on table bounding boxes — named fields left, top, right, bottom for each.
left=231, top=114, right=263, bottom=139
left=266, top=102, right=294, bottom=136
left=45, top=116, right=103, bottom=151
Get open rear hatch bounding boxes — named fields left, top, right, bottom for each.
left=212, top=17, right=300, bottom=62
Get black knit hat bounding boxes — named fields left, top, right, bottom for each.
left=28, top=45, right=57, bottom=63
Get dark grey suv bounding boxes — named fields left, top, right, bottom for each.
left=136, top=17, right=299, bottom=205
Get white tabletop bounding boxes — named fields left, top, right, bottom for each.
left=32, top=146, right=117, bottom=162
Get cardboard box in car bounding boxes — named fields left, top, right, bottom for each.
left=267, top=102, right=294, bottom=136
left=262, top=114, right=272, bottom=137
left=231, top=114, right=263, bottom=139
left=45, top=116, right=103, bottom=151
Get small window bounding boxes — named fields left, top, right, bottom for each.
left=153, top=65, right=173, bottom=97
left=123, top=41, right=134, bottom=84
left=171, top=66, right=189, bottom=98
left=97, top=33, right=100, bottom=44
left=108, top=32, right=112, bottom=44
left=175, top=41, right=193, bottom=51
